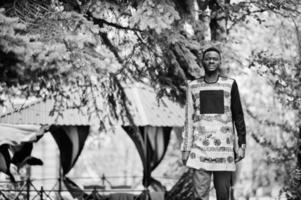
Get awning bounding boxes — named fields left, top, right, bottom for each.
left=0, top=123, right=44, bottom=146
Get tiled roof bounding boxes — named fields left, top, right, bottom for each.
left=0, top=84, right=184, bottom=127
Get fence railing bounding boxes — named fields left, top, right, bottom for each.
left=0, top=176, right=149, bottom=200
left=0, top=178, right=62, bottom=200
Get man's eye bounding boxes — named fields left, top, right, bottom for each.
left=205, top=58, right=218, bottom=61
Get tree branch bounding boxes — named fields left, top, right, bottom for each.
left=246, top=107, right=299, bottom=136
left=250, top=130, right=296, bottom=162
left=227, top=9, right=268, bottom=32
left=291, top=18, right=301, bottom=61
left=98, top=31, right=123, bottom=64
left=85, top=10, right=142, bottom=71
left=86, top=11, right=142, bottom=32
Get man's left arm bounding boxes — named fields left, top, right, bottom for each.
left=231, top=80, right=246, bottom=162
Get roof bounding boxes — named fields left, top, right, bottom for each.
left=0, top=84, right=184, bottom=127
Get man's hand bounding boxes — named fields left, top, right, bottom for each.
left=182, top=151, right=190, bottom=165
left=235, top=146, right=246, bottom=163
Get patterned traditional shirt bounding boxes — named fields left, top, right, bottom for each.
left=181, top=75, right=246, bottom=171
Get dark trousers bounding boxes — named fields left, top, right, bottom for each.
left=193, top=169, right=233, bottom=200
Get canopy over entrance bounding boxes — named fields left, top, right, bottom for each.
left=0, top=84, right=185, bottom=197
left=0, top=84, right=184, bottom=127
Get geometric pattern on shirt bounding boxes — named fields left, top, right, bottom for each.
left=191, top=82, right=232, bottom=89
left=192, top=145, right=233, bottom=152
left=200, top=156, right=234, bottom=163
left=193, top=114, right=232, bottom=124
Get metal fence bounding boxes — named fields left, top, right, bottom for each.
left=0, top=177, right=147, bottom=200
left=0, top=178, right=62, bottom=200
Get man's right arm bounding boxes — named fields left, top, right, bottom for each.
left=231, top=80, right=246, bottom=162
left=181, top=82, right=194, bottom=164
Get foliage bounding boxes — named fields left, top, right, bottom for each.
left=0, top=7, right=127, bottom=129
left=234, top=7, right=301, bottom=198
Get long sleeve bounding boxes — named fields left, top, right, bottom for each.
left=231, top=80, right=246, bottom=147
left=181, top=82, right=194, bottom=152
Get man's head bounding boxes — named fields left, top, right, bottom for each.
left=202, top=47, right=221, bottom=74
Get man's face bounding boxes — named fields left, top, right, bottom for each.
left=202, top=51, right=221, bottom=73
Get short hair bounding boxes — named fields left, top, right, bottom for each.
left=202, top=47, right=221, bottom=59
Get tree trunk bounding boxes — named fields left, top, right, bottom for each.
left=209, top=0, right=229, bottom=41
left=197, top=0, right=230, bottom=41
left=297, top=126, right=301, bottom=169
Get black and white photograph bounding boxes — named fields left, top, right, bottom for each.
left=0, top=0, right=300, bottom=200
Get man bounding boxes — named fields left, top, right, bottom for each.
left=181, top=47, right=246, bottom=200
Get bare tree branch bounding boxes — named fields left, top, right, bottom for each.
left=86, top=10, right=142, bottom=32
left=227, top=9, right=268, bottom=32
left=291, top=18, right=301, bottom=60
left=246, top=107, right=299, bottom=136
